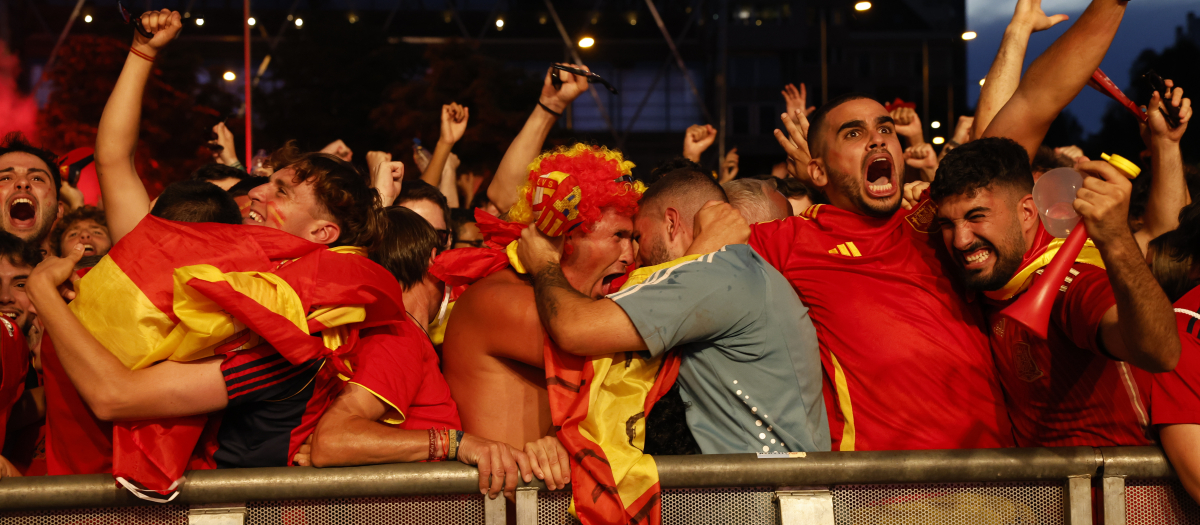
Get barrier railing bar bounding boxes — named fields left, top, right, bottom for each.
left=1064, top=476, right=1092, bottom=525
left=1102, top=476, right=1127, bottom=525
left=0, top=447, right=1176, bottom=511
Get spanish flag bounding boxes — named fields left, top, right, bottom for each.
left=69, top=216, right=405, bottom=498
left=545, top=259, right=692, bottom=525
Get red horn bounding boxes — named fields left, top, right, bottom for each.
left=1088, top=68, right=1148, bottom=123
left=1000, top=223, right=1089, bottom=340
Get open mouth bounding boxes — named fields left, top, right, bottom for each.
left=8, top=197, right=36, bottom=228
left=0, top=310, right=19, bottom=321
left=599, top=272, right=623, bottom=296
left=81, top=243, right=96, bottom=256
left=245, top=209, right=266, bottom=224
left=863, top=154, right=896, bottom=198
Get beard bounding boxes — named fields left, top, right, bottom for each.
left=827, top=166, right=902, bottom=219
left=640, top=234, right=673, bottom=267
left=958, top=223, right=1027, bottom=292
left=4, top=206, right=56, bottom=244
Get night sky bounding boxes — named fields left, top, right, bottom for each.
left=966, top=0, right=1196, bottom=134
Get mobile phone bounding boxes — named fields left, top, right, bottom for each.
left=550, top=64, right=619, bottom=95
left=118, top=1, right=156, bottom=38
left=1143, top=70, right=1182, bottom=128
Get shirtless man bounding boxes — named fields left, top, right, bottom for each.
left=441, top=145, right=641, bottom=448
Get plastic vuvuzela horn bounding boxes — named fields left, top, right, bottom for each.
left=1000, top=154, right=1141, bottom=339
left=1088, top=68, right=1148, bottom=123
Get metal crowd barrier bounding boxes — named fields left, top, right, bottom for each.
left=0, top=446, right=1193, bottom=524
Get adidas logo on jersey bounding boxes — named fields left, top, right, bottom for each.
left=828, top=242, right=863, bottom=257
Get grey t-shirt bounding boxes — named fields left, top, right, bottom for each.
left=609, top=244, right=830, bottom=454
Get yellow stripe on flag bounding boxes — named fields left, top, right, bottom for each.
left=70, top=257, right=177, bottom=370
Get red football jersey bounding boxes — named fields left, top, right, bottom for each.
left=42, top=335, right=114, bottom=475
left=1150, top=286, right=1200, bottom=427
left=985, top=252, right=1151, bottom=447
left=349, top=323, right=461, bottom=431
left=0, top=317, right=27, bottom=453
left=750, top=198, right=1012, bottom=451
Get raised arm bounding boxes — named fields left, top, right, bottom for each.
left=983, top=0, right=1125, bottom=160
left=1076, top=161, right=1181, bottom=372
left=421, top=103, right=468, bottom=188
left=487, top=65, right=589, bottom=214
left=1134, top=81, right=1192, bottom=254
left=682, top=124, right=717, bottom=164
left=26, top=244, right=228, bottom=421
left=973, top=0, right=1069, bottom=140
left=93, top=9, right=182, bottom=243
left=515, top=226, right=645, bottom=356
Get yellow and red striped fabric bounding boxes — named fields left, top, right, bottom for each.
left=68, top=216, right=405, bottom=496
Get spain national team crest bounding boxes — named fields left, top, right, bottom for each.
left=904, top=199, right=938, bottom=233
left=531, top=171, right=583, bottom=237
left=1011, top=342, right=1044, bottom=382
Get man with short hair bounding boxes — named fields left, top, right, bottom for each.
left=723, top=178, right=792, bottom=224
left=515, top=169, right=829, bottom=455
left=744, top=91, right=1012, bottom=451
left=395, top=180, right=453, bottom=251
left=932, top=138, right=1179, bottom=447
left=0, top=133, right=62, bottom=245
left=151, top=180, right=243, bottom=225
left=929, top=13, right=1190, bottom=445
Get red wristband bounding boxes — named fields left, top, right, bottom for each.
left=129, top=47, right=156, bottom=63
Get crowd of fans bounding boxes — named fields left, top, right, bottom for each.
left=0, top=0, right=1198, bottom=518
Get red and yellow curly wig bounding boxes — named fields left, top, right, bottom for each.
left=508, top=144, right=645, bottom=234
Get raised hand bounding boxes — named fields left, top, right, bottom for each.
left=720, top=147, right=740, bottom=183
left=682, top=124, right=717, bottom=162
left=781, top=83, right=816, bottom=117
left=210, top=122, right=239, bottom=166
left=441, top=103, right=469, bottom=145
left=320, top=140, right=353, bottom=162
left=368, top=151, right=403, bottom=207
left=1011, top=0, right=1069, bottom=33
left=890, top=107, right=924, bottom=145
left=773, top=109, right=813, bottom=184
left=1140, top=79, right=1192, bottom=147
left=1074, top=160, right=1133, bottom=248
left=901, top=181, right=931, bottom=210
left=950, top=115, right=974, bottom=144
left=540, top=63, right=590, bottom=115
left=904, top=142, right=938, bottom=182
left=133, top=9, right=183, bottom=53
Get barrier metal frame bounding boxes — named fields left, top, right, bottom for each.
left=0, top=446, right=1183, bottom=524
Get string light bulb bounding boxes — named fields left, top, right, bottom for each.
left=578, top=37, right=595, bottom=48
left=248, top=17, right=256, bottom=26
left=84, top=14, right=93, bottom=23
left=931, top=121, right=941, bottom=129
left=495, top=18, right=505, bottom=29
left=962, top=31, right=977, bottom=40
left=855, top=2, right=872, bottom=11
left=932, top=137, right=946, bottom=145
left=195, top=18, right=205, bottom=26
left=223, top=71, right=237, bottom=81
left=294, top=18, right=304, bottom=27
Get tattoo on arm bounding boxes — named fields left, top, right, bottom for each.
left=532, top=263, right=586, bottom=323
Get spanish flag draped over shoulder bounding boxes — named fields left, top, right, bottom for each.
left=69, top=216, right=405, bottom=500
